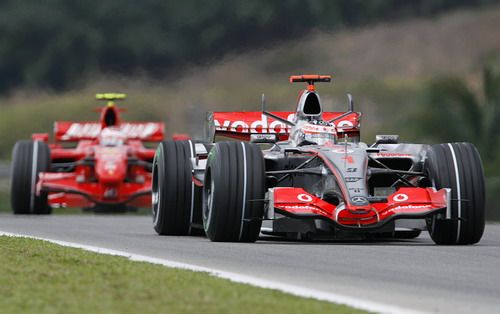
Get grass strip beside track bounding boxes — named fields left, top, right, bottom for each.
left=0, top=236, right=367, bottom=314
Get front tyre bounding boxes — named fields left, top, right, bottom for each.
left=152, top=140, right=202, bottom=235
left=203, top=142, right=265, bottom=242
left=425, top=143, right=485, bottom=245
left=10, top=140, right=51, bottom=214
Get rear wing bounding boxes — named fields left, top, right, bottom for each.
left=205, top=111, right=361, bottom=142
left=54, top=122, right=165, bottom=142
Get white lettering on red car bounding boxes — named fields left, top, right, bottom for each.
left=62, top=123, right=160, bottom=140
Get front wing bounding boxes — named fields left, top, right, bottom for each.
left=269, top=187, right=448, bottom=230
left=38, top=172, right=151, bottom=209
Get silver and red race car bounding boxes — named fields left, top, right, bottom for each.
left=152, top=75, right=485, bottom=245
left=10, top=93, right=176, bottom=213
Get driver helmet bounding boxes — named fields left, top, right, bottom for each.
left=296, top=120, right=336, bottom=146
left=99, top=127, right=126, bottom=147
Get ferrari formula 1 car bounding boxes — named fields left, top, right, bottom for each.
left=10, top=93, right=169, bottom=214
left=152, top=75, right=485, bottom=245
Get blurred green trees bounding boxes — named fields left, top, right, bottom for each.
left=0, top=0, right=498, bottom=92
left=418, top=65, right=500, bottom=172
left=417, top=64, right=500, bottom=219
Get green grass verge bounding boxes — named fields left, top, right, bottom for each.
left=0, top=236, right=368, bottom=314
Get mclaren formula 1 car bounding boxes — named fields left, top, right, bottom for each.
left=10, top=93, right=171, bottom=214
left=152, top=75, right=485, bottom=245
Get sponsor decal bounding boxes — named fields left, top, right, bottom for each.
left=301, top=123, right=336, bottom=134
left=349, top=187, right=364, bottom=193
left=250, top=134, right=277, bottom=141
left=322, top=141, right=337, bottom=148
left=101, top=148, right=122, bottom=155
left=120, top=123, right=159, bottom=138
left=336, top=120, right=354, bottom=129
left=104, top=162, right=117, bottom=174
left=48, top=193, right=65, bottom=200
left=152, top=192, right=159, bottom=205
left=64, top=123, right=100, bottom=139
left=342, top=156, right=354, bottom=164
left=345, top=177, right=362, bottom=183
left=392, top=204, right=433, bottom=211
left=213, top=113, right=356, bottom=134
left=333, top=148, right=354, bottom=154
left=374, top=153, right=413, bottom=158
left=392, top=193, right=409, bottom=202
left=278, top=204, right=317, bottom=212
left=214, top=113, right=295, bottom=134
left=62, top=123, right=160, bottom=139
left=297, top=193, right=313, bottom=202
left=351, top=196, right=368, bottom=205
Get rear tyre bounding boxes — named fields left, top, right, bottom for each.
left=152, top=140, right=202, bottom=235
left=10, top=140, right=51, bottom=214
left=203, top=142, right=265, bottom=242
left=425, top=143, right=485, bottom=245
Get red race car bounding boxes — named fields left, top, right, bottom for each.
left=152, top=75, right=485, bottom=245
left=10, top=93, right=170, bottom=213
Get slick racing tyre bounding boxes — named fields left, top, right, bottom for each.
left=152, top=140, right=203, bottom=235
left=425, top=143, right=485, bottom=245
left=11, top=140, right=51, bottom=214
left=203, top=142, right=265, bottom=242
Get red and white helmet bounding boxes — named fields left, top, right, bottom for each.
left=99, top=127, right=126, bottom=147
left=295, top=120, right=336, bottom=146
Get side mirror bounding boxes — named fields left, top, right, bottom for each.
left=250, top=133, right=278, bottom=144
left=327, top=93, right=355, bottom=124
left=375, top=135, right=399, bottom=144
left=347, top=93, right=354, bottom=112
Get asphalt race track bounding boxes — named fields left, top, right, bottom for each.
left=0, top=214, right=499, bottom=313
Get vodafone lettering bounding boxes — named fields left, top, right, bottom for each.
left=213, top=114, right=295, bottom=134
left=279, top=204, right=316, bottom=211
left=392, top=204, right=433, bottom=211
left=213, top=113, right=355, bottom=134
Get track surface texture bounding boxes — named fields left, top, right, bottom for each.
left=0, top=214, right=499, bottom=314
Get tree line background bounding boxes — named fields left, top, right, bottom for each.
left=0, top=0, right=498, bottom=92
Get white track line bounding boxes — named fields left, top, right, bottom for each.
left=0, top=230, right=423, bottom=314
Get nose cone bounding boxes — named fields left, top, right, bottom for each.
left=96, top=160, right=126, bottom=183
left=95, top=148, right=127, bottom=184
